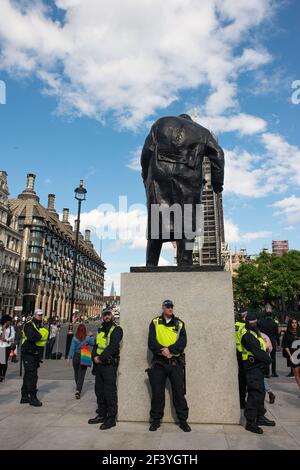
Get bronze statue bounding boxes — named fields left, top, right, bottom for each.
left=141, top=114, right=224, bottom=266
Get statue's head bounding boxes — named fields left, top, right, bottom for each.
left=178, top=113, right=193, bottom=121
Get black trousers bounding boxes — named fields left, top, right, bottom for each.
left=21, top=353, right=39, bottom=396
left=0, top=347, right=11, bottom=379
left=149, top=362, right=188, bottom=422
left=244, top=366, right=266, bottom=424
left=270, top=339, right=277, bottom=375
left=45, top=337, right=56, bottom=359
left=146, top=238, right=193, bottom=266
left=95, top=364, right=118, bottom=419
left=237, top=359, right=247, bottom=409
left=72, top=353, right=87, bottom=393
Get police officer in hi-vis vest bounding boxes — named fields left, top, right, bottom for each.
left=88, top=307, right=123, bottom=430
left=20, top=309, right=49, bottom=407
left=235, top=308, right=248, bottom=409
left=147, top=299, right=190, bottom=432
left=241, top=311, right=276, bottom=434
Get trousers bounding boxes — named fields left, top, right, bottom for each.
left=95, top=364, right=118, bottom=419
left=148, top=361, right=188, bottom=422
left=72, top=352, right=87, bottom=393
left=244, top=366, right=266, bottom=424
left=21, top=353, right=39, bottom=396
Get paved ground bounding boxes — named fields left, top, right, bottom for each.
left=0, top=353, right=299, bottom=450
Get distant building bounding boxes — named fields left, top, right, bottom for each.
left=10, top=173, right=105, bottom=319
left=272, top=240, right=289, bottom=257
left=193, top=157, right=225, bottom=266
left=230, top=248, right=253, bottom=276
left=0, top=171, right=22, bottom=315
left=110, top=281, right=116, bottom=297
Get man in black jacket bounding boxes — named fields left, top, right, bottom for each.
left=147, top=300, right=190, bottom=432
left=258, top=316, right=280, bottom=377
left=88, top=308, right=123, bottom=430
left=20, top=309, right=47, bottom=407
left=241, top=312, right=276, bottom=434
left=141, top=114, right=224, bottom=266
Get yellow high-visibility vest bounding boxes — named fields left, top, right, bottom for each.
left=240, top=329, right=266, bottom=361
left=96, top=325, right=115, bottom=355
left=235, top=321, right=246, bottom=353
left=21, top=321, right=49, bottom=347
left=152, top=317, right=183, bottom=357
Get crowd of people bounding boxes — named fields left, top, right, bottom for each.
left=1, top=305, right=300, bottom=434
left=235, top=310, right=300, bottom=434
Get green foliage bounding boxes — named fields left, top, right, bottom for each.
left=233, top=250, right=300, bottom=315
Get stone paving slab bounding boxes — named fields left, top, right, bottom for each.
left=0, top=354, right=299, bottom=450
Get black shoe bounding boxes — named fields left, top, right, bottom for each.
left=75, top=391, right=80, bottom=399
left=29, top=394, right=42, bottom=407
left=268, top=392, right=276, bottom=404
left=20, top=394, right=30, bottom=404
left=149, top=421, right=160, bottom=431
left=100, top=418, right=116, bottom=430
left=88, top=415, right=106, bottom=424
left=245, top=422, right=263, bottom=434
left=287, top=372, right=294, bottom=377
left=179, top=421, right=191, bottom=432
left=272, top=373, right=279, bottom=377
left=257, top=416, right=276, bottom=427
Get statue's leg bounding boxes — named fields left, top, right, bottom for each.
left=146, top=239, right=163, bottom=266
left=176, top=238, right=194, bottom=266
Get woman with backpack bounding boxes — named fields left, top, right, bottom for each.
left=67, top=324, right=94, bottom=399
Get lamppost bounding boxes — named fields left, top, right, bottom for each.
left=65, top=180, right=87, bottom=357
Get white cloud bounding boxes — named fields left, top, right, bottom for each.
left=224, top=218, right=272, bottom=244
left=271, top=196, right=300, bottom=224
left=0, top=0, right=274, bottom=129
left=194, top=112, right=267, bottom=136
left=126, top=146, right=142, bottom=172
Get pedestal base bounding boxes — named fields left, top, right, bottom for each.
left=118, top=271, right=240, bottom=424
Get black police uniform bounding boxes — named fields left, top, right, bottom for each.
left=148, top=314, right=189, bottom=427
left=92, top=320, right=123, bottom=426
left=241, top=327, right=273, bottom=432
left=21, top=319, right=43, bottom=404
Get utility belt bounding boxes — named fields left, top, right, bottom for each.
left=244, top=356, right=265, bottom=370
left=152, top=354, right=185, bottom=367
left=96, top=356, right=119, bottom=366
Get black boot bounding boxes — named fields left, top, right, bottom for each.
left=257, top=416, right=276, bottom=427
left=179, top=421, right=191, bottom=432
left=88, top=415, right=106, bottom=424
left=268, top=392, right=276, bottom=404
left=245, top=422, right=263, bottom=434
left=149, top=420, right=160, bottom=431
left=29, top=393, right=42, bottom=407
left=100, top=418, right=116, bottom=430
left=20, top=393, right=30, bottom=404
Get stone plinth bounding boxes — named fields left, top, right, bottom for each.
left=118, top=271, right=240, bottom=424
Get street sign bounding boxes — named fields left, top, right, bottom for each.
left=14, top=306, right=23, bottom=311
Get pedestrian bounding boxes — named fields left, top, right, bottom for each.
left=20, top=309, right=49, bottom=406
left=67, top=324, right=95, bottom=399
left=240, top=312, right=276, bottom=434
left=88, top=308, right=123, bottom=430
left=0, top=315, right=15, bottom=382
left=235, top=308, right=248, bottom=409
left=281, top=318, right=300, bottom=392
left=260, top=332, right=276, bottom=404
left=45, top=321, right=58, bottom=359
left=147, top=299, right=190, bottom=432
left=258, top=315, right=280, bottom=377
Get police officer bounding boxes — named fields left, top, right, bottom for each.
left=235, top=308, right=247, bottom=409
left=20, top=309, right=49, bottom=406
left=88, top=308, right=123, bottom=430
left=147, top=299, right=190, bottom=432
left=241, top=312, right=276, bottom=434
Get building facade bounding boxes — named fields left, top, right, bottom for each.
left=272, top=240, right=289, bottom=257
left=193, top=157, right=225, bottom=266
left=0, top=171, right=22, bottom=316
left=10, top=173, right=105, bottom=320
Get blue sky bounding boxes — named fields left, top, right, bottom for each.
left=0, top=0, right=300, bottom=293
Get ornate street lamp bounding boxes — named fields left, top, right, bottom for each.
left=65, top=180, right=87, bottom=357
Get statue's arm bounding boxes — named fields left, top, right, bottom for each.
left=205, top=133, right=225, bottom=193
left=141, top=132, right=155, bottom=183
